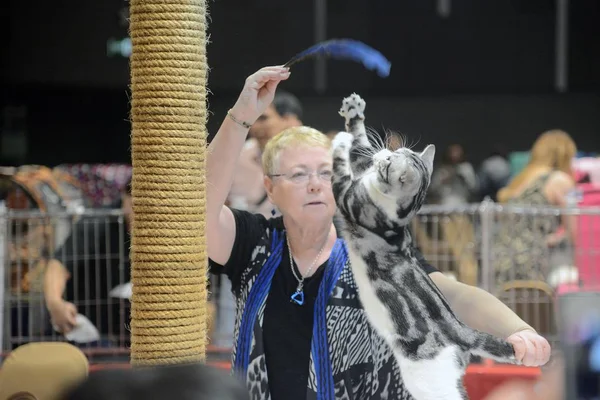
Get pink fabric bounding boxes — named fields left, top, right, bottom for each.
left=572, top=183, right=600, bottom=287
left=556, top=283, right=600, bottom=296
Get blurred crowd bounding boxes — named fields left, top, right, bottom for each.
left=1, top=89, right=599, bottom=400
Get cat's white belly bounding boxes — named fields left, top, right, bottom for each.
left=347, top=252, right=398, bottom=343
left=398, top=346, right=466, bottom=400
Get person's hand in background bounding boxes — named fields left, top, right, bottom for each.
left=48, top=300, right=78, bottom=333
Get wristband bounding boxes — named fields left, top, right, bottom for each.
left=227, top=109, right=252, bottom=129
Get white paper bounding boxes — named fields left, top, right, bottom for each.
left=109, top=282, right=132, bottom=299
left=55, top=314, right=100, bottom=344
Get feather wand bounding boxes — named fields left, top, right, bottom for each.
left=283, top=39, right=391, bottom=78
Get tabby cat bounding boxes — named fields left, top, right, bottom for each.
left=331, top=93, right=517, bottom=400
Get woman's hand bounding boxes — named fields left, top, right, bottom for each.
left=507, top=329, right=552, bottom=366
left=230, top=66, right=291, bottom=126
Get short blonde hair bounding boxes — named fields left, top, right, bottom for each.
left=262, top=126, right=331, bottom=175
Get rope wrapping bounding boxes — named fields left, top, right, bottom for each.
left=129, top=0, right=208, bottom=366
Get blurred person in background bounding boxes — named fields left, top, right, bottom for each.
left=493, top=129, right=577, bottom=287
left=63, top=363, right=249, bottom=400
left=43, top=178, right=133, bottom=343
left=478, top=144, right=511, bottom=202
left=427, top=143, right=478, bottom=206
left=44, top=175, right=216, bottom=345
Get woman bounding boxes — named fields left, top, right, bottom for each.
left=208, top=66, right=551, bottom=399
left=493, top=130, right=577, bottom=287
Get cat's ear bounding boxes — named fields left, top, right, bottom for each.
left=420, top=144, right=436, bottom=173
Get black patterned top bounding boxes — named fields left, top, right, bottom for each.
left=209, top=209, right=437, bottom=400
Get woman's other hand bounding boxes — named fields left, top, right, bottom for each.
left=230, top=66, right=291, bottom=125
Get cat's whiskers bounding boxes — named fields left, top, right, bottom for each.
left=353, top=147, right=376, bottom=158
left=366, top=127, right=386, bottom=153
left=404, top=134, right=421, bottom=151
left=374, top=137, right=386, bottom=153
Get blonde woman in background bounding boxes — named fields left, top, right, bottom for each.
left=493, top=130, right=577, bottom=288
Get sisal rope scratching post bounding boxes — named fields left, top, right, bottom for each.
left=129, top=0, right=208, bottom=366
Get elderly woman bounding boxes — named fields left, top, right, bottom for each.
left=208, top=66, right=551, bottom=399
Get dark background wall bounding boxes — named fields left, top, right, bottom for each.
left=1, top=0, right=599, bottom=166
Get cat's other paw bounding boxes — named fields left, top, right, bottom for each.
left=331, top=131, right=354, bottom=151
left=338, top=93, right=366, bottom=122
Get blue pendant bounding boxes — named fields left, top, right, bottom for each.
left=290, top=290, right=305, bottom=305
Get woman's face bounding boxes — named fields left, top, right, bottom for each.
left=264, top=145, right=336, bottom=225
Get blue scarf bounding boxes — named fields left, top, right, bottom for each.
left=234, top=229, right=348, bottom=400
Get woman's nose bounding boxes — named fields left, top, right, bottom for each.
left=307, top=175, right=322, bottom=192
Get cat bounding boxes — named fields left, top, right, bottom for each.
left=330, top=93, right=517, bottom=400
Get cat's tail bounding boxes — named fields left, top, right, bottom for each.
left=470, top=332, right=519, bottom=365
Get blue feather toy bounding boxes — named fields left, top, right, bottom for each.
left=284, top=39, right=391, bottom=78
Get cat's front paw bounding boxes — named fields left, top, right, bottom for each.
left=331, top=131, right=354, bottom=151
left=338, top=93, right=366, bottom=122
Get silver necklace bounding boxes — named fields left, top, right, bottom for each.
left=287, top=234, right=327, bottom=306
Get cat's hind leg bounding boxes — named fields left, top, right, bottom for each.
left=397, top=346, right=469, bottom=400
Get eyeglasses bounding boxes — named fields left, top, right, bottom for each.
left=269, top=170, right=333, bottom=185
